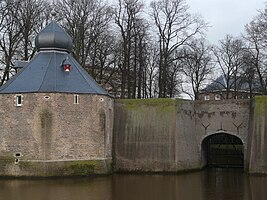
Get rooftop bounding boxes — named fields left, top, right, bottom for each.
left=202, top=75, right=261, bottom=93
left=0, top=21, right=110, bottom=96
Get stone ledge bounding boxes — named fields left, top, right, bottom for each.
left=0, top=159, right=113, bottom=177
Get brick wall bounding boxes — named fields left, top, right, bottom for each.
left=0, top=93, right=114, bottom=176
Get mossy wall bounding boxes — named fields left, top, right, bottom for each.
left=114, top=98, right=253, bottom=173
left=113, top=98, right=198, bottom=172
left=0, top=159, right=112, bottom=177
left=175, top=99, right=199, bottom=170
left=249, top=96, right=267, bottom=174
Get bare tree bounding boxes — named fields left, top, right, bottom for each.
left=55, top=0, right=122, bottom=95
left=0, top=0, right=21, bottom=85
left=150, top=0, right=206, bottom=98
left=15, top=0, right=50, bottom=61
left=113, top=0, right=146, bottom=98
left=55, top=0, right=113, bottom=67
left=244, top=11, right=267, bottom=94
left=212, top=35, right=246, bottom=99
left=89, top=31, right=119, bottom=89
left=0, top=0, right=50, bottom=85
left=146, top=42, right=159, bottom=98
left=240, top=49, right=258, bottom=98
left=181, top=38, right=213, bottom=100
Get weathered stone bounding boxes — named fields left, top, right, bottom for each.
left=113, top=98, right=255, bottom=173
left=0, top=93, right=113, bottom=177
left=248, top=96, right=267, bottom=174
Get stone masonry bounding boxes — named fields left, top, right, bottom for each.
left=113, top=98, right=267, bottom=174
left=0, top=93, right=113, bottom=176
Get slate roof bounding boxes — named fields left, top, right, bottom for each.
left=0, top=21, right=110, bottom=96
left=35, top=21, right=74, bottom=53
left=202, top=75, right=260, bottom=92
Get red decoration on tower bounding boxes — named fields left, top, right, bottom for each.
left=63, top=64, right=71, bottom=72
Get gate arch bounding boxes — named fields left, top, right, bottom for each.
left=201, top=131, right=244, bottom=168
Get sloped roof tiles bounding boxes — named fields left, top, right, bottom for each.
left=0, top=21, right=110, bottom=96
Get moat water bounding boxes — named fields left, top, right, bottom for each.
left=0, top=169, right=266, bottom=200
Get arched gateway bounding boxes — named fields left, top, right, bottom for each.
left=114, top=99, right=251, bottom=173
left=201, top=132, right=244, bottom=168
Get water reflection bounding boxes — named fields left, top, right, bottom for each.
left=0, top=169, right=266, bottom=200
left=0, top=177, right=113, bottom=200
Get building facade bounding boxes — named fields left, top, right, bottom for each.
left=198, top=75, right=261, bottom=101
left=0, top=21, right=114, bottom=176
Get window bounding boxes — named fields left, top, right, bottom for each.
left=44, top=96, right=51, bottom=100
left=15, top=95, right=23, bottom=106
left=15, top=158, right=19, bottom=164
left=204, top=95, right=210, bottom=101
left=63, top=64, right=71, bottom=72
left=74, top=94, right=79, bottom=104
left=215, top=94, right=221, bottom=100
left=15, top=153, right=21, bottom=157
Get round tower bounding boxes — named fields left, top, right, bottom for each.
left=0, top=21, right=114, bottom=177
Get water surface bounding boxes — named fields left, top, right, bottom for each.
left=0, top=169, right=266, bottom=200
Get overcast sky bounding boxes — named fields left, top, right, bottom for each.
left=186, top=0, right=266, bottom=43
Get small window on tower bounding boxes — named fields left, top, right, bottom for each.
left=63, top=64, right=71, bottom=72
left=74, top=94, right=79, bottom=104
left=215, top=94, right=221, bottom=100
left=15, top=95, right=23, bottom=106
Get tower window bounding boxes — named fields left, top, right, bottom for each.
left=63, top=64, right=71, bottom=72
left=74, top=94, right=79, bottom=104
left=215, top=94, right=221, bottom=100
left=15, top=95, right=23, bottom=106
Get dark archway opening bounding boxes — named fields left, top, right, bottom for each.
left=202, top=133, right=244, bottom=168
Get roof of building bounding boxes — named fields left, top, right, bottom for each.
left=0, top=21, right=111, bottom=96
left=35, top=21, right=74, bottom=53
left=202, top=75, right=260, bottom=93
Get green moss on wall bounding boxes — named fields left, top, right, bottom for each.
left=0, top=160, right=112, bottom=177
left=69, top=160, right=100, bottom=175
left=47, top=160, right=110, bottom=176
left=99, top=109, right=106, bottom=131
left=40, top=109, right=53, bottom=160
left=40, top=109, right=53, bottom=129
left=116, top=98, right=176, bottom=113
left=18, top=161, right=47, bottom=176
left=254, top=96, right=267, bottom=115
left=0, top=156, right=14, bottom=164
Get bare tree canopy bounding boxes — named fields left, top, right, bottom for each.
left=150, top=0, right=207, bottom=98
left=0, top=0, right=220, bottom=99
left=212, top=35, right=247, bottom=99
left=180, top=38, right=213, bottom=100
left=244, top=8, right=267, bottom=94
left=113, top=0, right=150, bottom=99
left=0, top=0, right=49, bottom=85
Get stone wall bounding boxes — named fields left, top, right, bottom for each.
left=2, top=93, right=267, bottom=176
left=248, top=96, right=267, bottom=174
left=194, top=100, right=251, bottom=169
left=113, top=98, right=197, bottom=172
left=175, top=100, right=199, bottom=171
left=114, top=99, right=177, bottom=172
left=0, top=93, right=113, bottom=177
left=113, top=98, right=252, bottom=173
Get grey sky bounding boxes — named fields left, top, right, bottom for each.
left=186, top=0, right=266, bottom=43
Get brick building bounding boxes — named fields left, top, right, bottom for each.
left=198, top=75, right=261, bottom=101
left=0, top=21, right=114, bottom=176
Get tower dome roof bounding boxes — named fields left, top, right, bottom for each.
left=35, top=21, right=74, bottom=52
left=0, top=20, right=111, bottom=96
